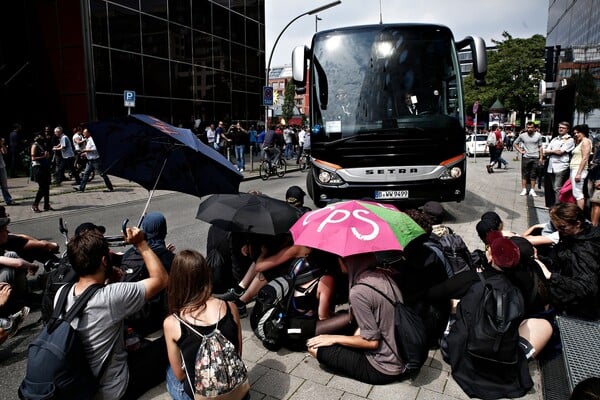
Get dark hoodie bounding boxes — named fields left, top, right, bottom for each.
left=545, top=223, right=600, bottom=320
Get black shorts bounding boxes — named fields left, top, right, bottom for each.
left=521, top=158, right=539, bottom=181
left=316, top=345, right=400, bottom=385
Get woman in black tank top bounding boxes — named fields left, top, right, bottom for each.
left=163, top=250, right=246, bottom=400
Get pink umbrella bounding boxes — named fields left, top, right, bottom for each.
left=289, top=200, right=426, bottom=257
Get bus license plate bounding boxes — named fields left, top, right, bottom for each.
left=374, top=190, right=409, bottom=199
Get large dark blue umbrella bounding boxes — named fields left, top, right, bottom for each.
left=89, top=115, right=242, bottom=222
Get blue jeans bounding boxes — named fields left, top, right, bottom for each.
left=235, top=145, right=245, bottom=170
left=79, top=158, right=113, bottom=192
left=166, top=366, right=192, bottom=400
left=285, top=143, right=294, bottom=159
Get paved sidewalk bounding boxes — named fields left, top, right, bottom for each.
left=3, top=154, right=547, bottom=400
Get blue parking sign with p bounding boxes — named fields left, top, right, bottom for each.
left=124, top=90, right=136, bottom=107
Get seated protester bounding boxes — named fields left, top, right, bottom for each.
left=395, top=209, right=450, bottom=348
left=120, top=212, right=174, bottom=335
left=427, top=232, right=553, bottom=361
left=163, top=250, right=248, bottom=400
left=0, top=207, right=41, bottom=320
left=506, top=237, right=552, bottom=317
left=475, top=211, right=517, bottom=245
left=58, top=227, right=168, bottom=399
left=0, top=206, right=59, bottom=264
left=218, top=233, right=295, bottom=316
left=425, top=233, right=551, bottom=399
left=285, top=185, right=312, bottom=215
left=532, top=203, right=600, bottom=321
left=307, top=252, right=407, bottom=384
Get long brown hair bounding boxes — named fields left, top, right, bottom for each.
left=167, top=249, right=212, bottom=315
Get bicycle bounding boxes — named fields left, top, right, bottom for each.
left=259, top=150, right=287, bottom=180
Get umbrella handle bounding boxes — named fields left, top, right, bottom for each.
left=121, top=218, right=129, bottom=233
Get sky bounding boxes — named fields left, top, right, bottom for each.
left=265, top=0, right=549, bottom=67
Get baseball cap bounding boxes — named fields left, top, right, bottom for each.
left=0, top=206, right=10, bottom=227
left=286, top=186, right=306, bottom=206
left=74, top=222, right=106, bottom=237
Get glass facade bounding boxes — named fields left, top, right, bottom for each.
left=87, top=0, right=265, bottom=127
left=547, top=0, right=600, bottom=47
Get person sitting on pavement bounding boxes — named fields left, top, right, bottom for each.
left=285, top=185, right=312, bottom=215
left=307, top=252, right=407, bottom=384
left=475, top=211, right=516, bottom=245
left=59, top=226, right=168, bottom=399
left=163, top=249, right=248, bottom=400
left=120, top=212, right=175, bottom=336
left=0, top=206, right=47, bottom=330
left=531, top=202, right=600, bottom=321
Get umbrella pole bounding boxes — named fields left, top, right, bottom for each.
left=137, top=157, right=169, bottom=227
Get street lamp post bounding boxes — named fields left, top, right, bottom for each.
left=264, top=0, right=341, bottom=132
left=315, top=15, right=322, bottom=32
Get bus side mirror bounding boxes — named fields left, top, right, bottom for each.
left=292, top=46, right=309, bottom=89
left=456, top=36, right=487, bottom=86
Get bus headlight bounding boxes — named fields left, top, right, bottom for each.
left=440, top=166, right=462, bottom=180
left=317, top=169, right=344, bottom=185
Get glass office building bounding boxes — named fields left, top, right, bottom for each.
left=0, top=0, right=265, bottom=133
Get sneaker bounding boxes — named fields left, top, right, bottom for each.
left=216, top=287, right=244, bottom=302
left=520, top=189, right=528, bottom=196
left=237, top=304, right=248, bottom=319
left=486, top=165, right=493, bottom=174
left=7, top=306, right=30, bottom=338
left=529, top=190, right=538, bottom=197
left=240, top=168, right=244, bottom=172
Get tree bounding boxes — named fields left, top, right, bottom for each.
left=464, top=32, right=546, bottom=127
left=281, top=80, right=296, bottom=122
left=572, top=70, right=600, bottom=123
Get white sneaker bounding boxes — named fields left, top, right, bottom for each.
left=529, top=190, right=538, bottom=197
left=520, top=189, right=528, bottom=196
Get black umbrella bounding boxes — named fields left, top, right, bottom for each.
left=196, top=193, right=301, bottom=235
left=89, top=114, right=242, bottom=223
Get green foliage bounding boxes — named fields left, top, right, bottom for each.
left=572, top=70, right=600, bottom=121
left=464, top=32, right=546, bottom=122
left=282, top=81, right=296, bottom=122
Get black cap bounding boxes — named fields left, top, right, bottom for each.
left=0, top=206, right=10, bottom=227
left=286, top=186, right=306, bottom=206
left=74, top=222, right=106, bottom=237
left=419, top=201, right=444, bottom=224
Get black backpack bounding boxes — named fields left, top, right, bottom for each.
left=356, top=279, right=428, bottom=375
left=19, top=283, right=105, bottom=400
left=424, top=227, right=472, bottom=278
left=250, top=258, right=323, bottom=350
left=41, top=257, right=78, bottom=324
left=446, top=272, right=532, bottom=399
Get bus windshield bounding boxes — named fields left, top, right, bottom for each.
left=311, top=25, right=463, bottom=136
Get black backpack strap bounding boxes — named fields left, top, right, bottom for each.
left=62, top=284, right=104, bottom=323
